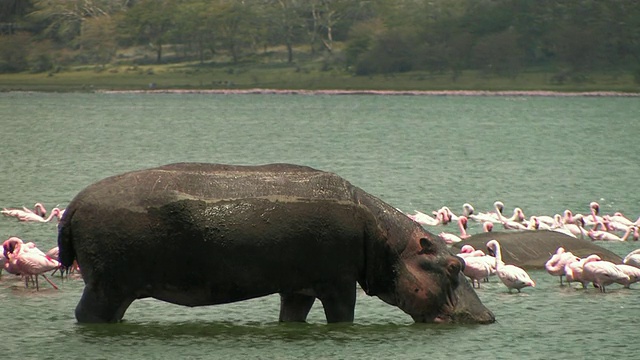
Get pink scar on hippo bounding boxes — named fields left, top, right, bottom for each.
left=58, top=162, right=495, bottom=325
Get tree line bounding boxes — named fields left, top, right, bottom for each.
left=1, top=0, right=640, bottom=82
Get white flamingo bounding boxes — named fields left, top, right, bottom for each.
left=609, top=212, right=640, bottom=227
left=622, top=249, right=640, bottom=268
left=544, top=247, right=579, bottom=285
left=583, top=260, right=629, bottom=293
left=549, top=214, right=578, bottom=238
left=467, top=201, right=505, bottom=223
left=486, top=239, right=535, bottom=293
left=588, top=225, right=635, bottom=242
left=615, top=264, right=640, bottom=288
left=565, top=254, right=602, bottom=288
left=406, top=209, right=449, bottom=226
left=22, top=202, right=48, bottom=217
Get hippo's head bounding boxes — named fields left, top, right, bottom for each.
left=374, top=234, right=495, bottom=324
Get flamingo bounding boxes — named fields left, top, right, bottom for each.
left=3, top=238, right=59, bottom=290
left=467, top=201, right=504, bottom=223
left=588, top=225, right=635, bottom=242
left=565, top=254, right=602, bottom=288
left=486, top=239, right=535, bottom=293
left=600, top=215, right=636, bottom=233
left=439, top=216, right=470, bottom=244
left=582, top=260, right=629, bottom=292
left=456, top=245, right=486, bottom=259
left=406, top=209, right=449, bottom=226
left=549, top=214, right=578, bottom=238
left=22, top=202, right=48, bottom=217
left=563, top=209, right=575, bottom=224
left=563, top=215, right=589, bottom=238
left=1, top=208, right=26, bottom=217
left=533, top=214, right=557, bottom=227
left=16, top=207, right=63, bottom=223
left=491, top=202, right=527, bottom=230
left=462, top=256, right=493, bottom=288
left=609, top=212, right=640, bottom=227
left=462, top=203, right=475, bottom=218
left=623, top=249, right=640, bottom=268
left=438, top=206, right=458, bottom=222
left=544, top=247, right=579, bottom=285
left=582, top=201, right=605, bottom=226
left=526, top=216, right=552, bottom=231
left=615, top=264, right=640, bottom=288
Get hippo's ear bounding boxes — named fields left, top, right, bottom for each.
left=417, top=237, right=436, bottom=255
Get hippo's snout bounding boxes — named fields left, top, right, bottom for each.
left=450, top=272, right=496, bottom=324
left=451, top=307, right=496, bottom=324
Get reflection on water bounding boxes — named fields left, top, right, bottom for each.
left=2, top=93, right=640, bottom=359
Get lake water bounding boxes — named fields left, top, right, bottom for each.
left=1, top=92, right=640, bottom=359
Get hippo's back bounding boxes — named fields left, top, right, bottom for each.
left=71, top=162, right=358, bottom=211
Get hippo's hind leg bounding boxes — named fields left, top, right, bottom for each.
left=279, top=293, right=316, bottom=322
left=75, top=284, right=134, bottom=323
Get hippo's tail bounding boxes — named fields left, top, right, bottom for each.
left=57, top=208, right=76, bottom=268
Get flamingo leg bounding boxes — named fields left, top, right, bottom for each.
left=42, top=274, right=58, bottom=290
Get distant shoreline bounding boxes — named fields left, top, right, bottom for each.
left=95, top=89, right=640, bottom=97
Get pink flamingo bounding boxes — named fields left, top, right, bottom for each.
left=456, top=245, right=486, bottom=259
left=609, top=212, right=640, bottom=227
left=599, top=215, right=633, bottom=233
left=439, top=216, right=470, bottom=244
left=565, top=254, right=602, bottom=288
left=22, top=202, right=48, bottom=217
left=3, top=238, right=59, bottom=290
left=526, top=216, right=552, bottom=230
left=16, top=207, right=63, bottom=223
left=544, top=247, right=579, bottom=285
left=623, top=249, right=640, bottom=268
left=588, top=225, right=635, bottom=242
left=582, top=201, right=605, bottom=226
left=615, top=264, right=640, bottom=288
left=482, top=221, right=493, bottom=232
left=462, top=256, right=493, bottom=288
left=583, top=260, right=629, bottom=292
left=486, top=239, right=535, bottom=293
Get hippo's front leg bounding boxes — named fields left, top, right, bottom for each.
left=315, top=277, right=357, bottom=323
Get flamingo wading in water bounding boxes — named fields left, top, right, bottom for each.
left=486, top=239, right=535, bottom=293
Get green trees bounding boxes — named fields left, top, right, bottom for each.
left=0, top=0, right=639, bottom=81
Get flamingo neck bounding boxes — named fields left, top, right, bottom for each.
left=458, top=219, right=467, bottom=236
left=44, top=208, right=60, bottom=222
left=491, top=242, right=502, bottom=269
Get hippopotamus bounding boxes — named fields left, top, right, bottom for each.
left=58, top=162, right=495, bottom=324
left=455, top=230, right=622, bottom=269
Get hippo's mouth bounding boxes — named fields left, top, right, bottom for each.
left=410, top=285, right=458, bottom=324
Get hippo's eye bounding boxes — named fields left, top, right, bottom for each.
left=417, top=237, right=436, bottom=255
